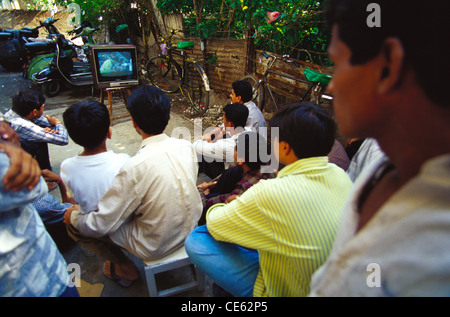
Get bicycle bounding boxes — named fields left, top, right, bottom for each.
left=145, top=30, right=210, bottom=117
left=241, top=51, right=332, bottom=111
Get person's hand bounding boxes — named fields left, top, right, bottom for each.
left=43, top=127, right=59, bottom=134
left=197, top=181, right=217, bottom=191
left=0, top=121, right=20, bottom=145
left=64, top=204, right=80, bottom=225
left=0, top=142, right=41, bottom=191
left=45, top=115, right=63, bottom=126
left=225, top=194, right=240, bottom=203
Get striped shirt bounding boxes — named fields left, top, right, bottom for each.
left=4, top=109, right=69, bottom=145
left=206, top=156, right=353, bottom=297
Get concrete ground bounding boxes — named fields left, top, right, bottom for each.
left=44, top=90, right=214, bottom=297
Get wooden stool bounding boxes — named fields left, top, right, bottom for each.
left=100, top=86, right=136, bottom=125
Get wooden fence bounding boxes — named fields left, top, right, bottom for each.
left=173, top=36, right=334, bottom=113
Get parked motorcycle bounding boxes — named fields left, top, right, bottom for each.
left=0, top=25, right=41, bottom=71
left=23, top=18, right=83, bottom=80
left=32, top=34, right=94, bottom=97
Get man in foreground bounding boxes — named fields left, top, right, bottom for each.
left=309, top=0, right=450, bottom=296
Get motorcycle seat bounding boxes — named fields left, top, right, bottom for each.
left=0, top=32, right=13, bottom=40
left=25, top=41, right=55, bottom=53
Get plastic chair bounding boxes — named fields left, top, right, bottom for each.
left=143, top=244, right=205, bottom=297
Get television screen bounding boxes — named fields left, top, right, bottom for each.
left=90, top=45, right=139, bottom=89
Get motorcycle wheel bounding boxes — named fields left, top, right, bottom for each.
left=41, top=81, right=61, bottom=97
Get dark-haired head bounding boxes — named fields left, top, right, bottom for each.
left=235, top=131, right=268, bottom=170
left=223, top=103, right=249, bottom=129
left=12, top=89, right=45, bottom=117
left=126, top=85, right=171, bottom=135
left=232, top=80, right=253, bottom=103
left=324, top=0, right=449, bottom=107
left=63, top=99, right=110, bottom=149
left=270, top=102, right=336, bottom=159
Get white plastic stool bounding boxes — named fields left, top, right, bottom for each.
left=143, top=244, right=205, bottom=297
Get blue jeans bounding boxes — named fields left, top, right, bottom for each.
left=185, top=225, right=259, bottom=297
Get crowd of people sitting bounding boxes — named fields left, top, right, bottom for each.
left=1, top=0, right=449, bottom=297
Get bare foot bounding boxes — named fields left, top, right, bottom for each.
left=103, top=259, right=140, bottom=281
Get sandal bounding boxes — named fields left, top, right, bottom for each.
left=102, top=261, right=138, bottom=288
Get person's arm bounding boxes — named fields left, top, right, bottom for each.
left=1, top=119, right=20, bottom=145
left=18, top=117, right=69, bottom=145
left=0, top=151, right=47, bottom=211
left=202, top=126, right=224, bottom=142
left=41, top=169, right=76, bottom=204
left=0, top=141, right=41, bottom=192
left=193, top=137, right=235, bottom=162
left=65, top=168, right=141, bottom=238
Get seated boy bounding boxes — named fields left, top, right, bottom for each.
left=60, top=99, right=130, bottom=213
left=197, top=131, right=276, bottom=225
left=193, top=103, right=250, bottom=179
left=64, top=86, right=202, bottom=287
left=204, top=80, right=267, bottom=142
left=4, top=89, right=68, bottom=171
left=186, top=102, right=353, bottom=297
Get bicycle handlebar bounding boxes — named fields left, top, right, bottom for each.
left=262, top=51, right=300, bottom=67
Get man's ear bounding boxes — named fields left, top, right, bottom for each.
left=107, top=127, right=112, bottom=139
left=279, top=140, right=291, bottom=156
left=377, top=37, right=405, bottom=95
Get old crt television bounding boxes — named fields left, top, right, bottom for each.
left=89, top=44, right=139, bottom=89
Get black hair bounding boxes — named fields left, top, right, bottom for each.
left=63, top=99, right=110, bottom=149
left=325, top=0, right=449, bottom=107
left=126, top=85, right=171, bottom=135
left=232, top=80, right=253, bottom=103
left=11, top=89, right=45, bottom=117
left=223, top=103, right=249, bottom=128
left=270, top=102, right=336, bottom=159
left=236, top=131, right=268, bottom=170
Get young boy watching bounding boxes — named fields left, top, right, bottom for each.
left=193, top=103, right=250, bottom=179
left=60, top=99, right=130, bottom=213
left=4, top=89, right=69, bottom=171
left=203, top=80, right=267, bottom=142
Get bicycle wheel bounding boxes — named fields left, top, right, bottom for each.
left=241, top=75, right=264, bottom=111
left=182, top=62, right=210, bottom=117
left=146, top=56, right=180, bottom=93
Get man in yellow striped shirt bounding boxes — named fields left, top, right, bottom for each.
left=185, top=102, right=353, bottom=296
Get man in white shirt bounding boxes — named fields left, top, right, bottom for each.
left=193, top=103, right=250, bottom=179
left=202, top=80, right=267, bottom=143
left=308, top=0, right=450, bottom=296
left=64, top=86, right=203, bottom=287
left=230, top=80, right=267, bottom=140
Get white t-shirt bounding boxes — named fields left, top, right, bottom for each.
left=61, top=150, right=130, bottom=213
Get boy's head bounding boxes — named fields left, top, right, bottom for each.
left=270, top=102, right=336, bottom=160
left=126, top=85, right=171, bottom=135
left=324, top=0, right=448, bottom=108
left=235, top=131, right=267, bottom=171
left=12, top=89, right=46, bottom=119
left=63, top=100, right=110, bottom=149
left=231, top=80, right=253, bottom=103
left=223, top=103, right=249, bottom=129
